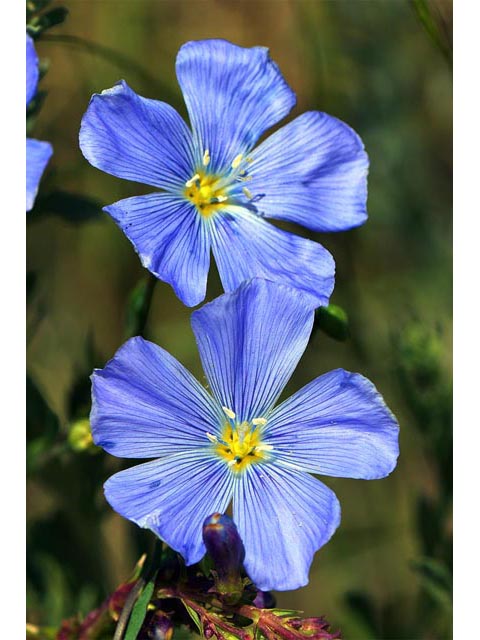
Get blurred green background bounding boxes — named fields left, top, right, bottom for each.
left=26, top=1, right=452, bottom=638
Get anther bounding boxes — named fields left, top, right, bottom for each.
left=252, top=418, right=267, bottom=427
left=206, top=432, right=218, bottom=443
left=210, top=195, right=228, bottom=204
left=222, top=407, right=236, bottom=420
left=242, top=187, right=253, bottom=200
left=203, top=149, right=210, bottom=166
left=231, top=154, right=243, bottom=169
left=185, top=173, right=200, bottom=188
left=255, top=443, right=273, bottom=452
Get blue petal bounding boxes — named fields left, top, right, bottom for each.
left=91, top=336, right=223, bottom=458
left=210, top=207, right=335, bottom=307
left=191, top=279, right=314, bottom=423
left=104, top=450, right=234, bottom=565
left=79, top=80, right=195, bottom=191
left=26, top=138, right=53, bottom=212
left=176, top=40, right=296, bottom=173
left=26, top=34, right=39, bottom=106
left=105, top=193, right=211, bottom=307
left=248, top=112, right=369, bottom=231
left=266, top=369, right=399, bottom=479
left=233, top=464, right=341, bottom=591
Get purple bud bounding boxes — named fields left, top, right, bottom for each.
left=202, top=513, right=245, bottom=602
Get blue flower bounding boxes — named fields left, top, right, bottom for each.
left=26, top=34, right=53, bottom=212
left=91, top=279, right=399, bottom=591
left=80, top=39, right=369, bottom=307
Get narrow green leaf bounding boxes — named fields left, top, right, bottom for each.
left=124, top=572, right=157, bottom=640
left=182, top=602, right=203, bottom=636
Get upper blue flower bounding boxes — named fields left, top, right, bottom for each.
left=80, top=39, right=369, bottom=307
left=91, top=279, right=399, bottom=591
left=26, top=34, right=53, bottom=212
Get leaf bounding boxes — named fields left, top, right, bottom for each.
left=124, top=572, right=158, bottom=640
left=182, top=602, right=203, bottom=636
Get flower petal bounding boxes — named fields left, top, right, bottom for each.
left=267, top=369, right=400, bottom=479
left=233, top=464, right=341, bottom=591
left=91, top=337, right=223, bottom=458
left=26, top=34, right=39, bottom=106
left=79, top=80, right=195, bottom=191
left=191, top=279, right=314, bottom=423
left=210, top=207, right=335, bottom=307
left=26, top=138, right=53, bottom=212
left=248, top=112, right=369, bottom=231
left=176, top=40, right=296, bottom=173
left=105, top=193, right=211, bottom=307
left=104, top=450, right=234, bottom=564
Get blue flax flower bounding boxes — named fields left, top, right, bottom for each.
left=91, top=279, right=399, bottom=591
left=26, top=34, right=53, bottom=212
left=80, top=39, right=369, bottom=307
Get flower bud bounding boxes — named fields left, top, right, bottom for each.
left=68, top=418, right=98, bottom=453
left=202, top=513, right=245, bottom=603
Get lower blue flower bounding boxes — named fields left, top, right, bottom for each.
left=91, top=279, right=399, bottom=591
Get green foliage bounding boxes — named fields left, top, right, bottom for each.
left=124, top=574, right=158, bottom=640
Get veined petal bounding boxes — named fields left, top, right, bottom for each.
left=267, top=369, right=399, bottom=479
left=104, top=450, right=234, bottom=565
left=26, top=138, right=53, bottom=212
left=26, top=34, right=39, bottom=106
left=176, top=39, right=296, bottom=173
left=91, top=336, right=223, bottom=458
left=191, top=279, right=314, bottom=423
left=210, top=207, right=335, bottom=307
left=79, top=80, right=195, bottom=191
left=248, top=112, right=369, bottom=232
left=233, top=464, right=341, bottom=591
left=105, top=193, right=211, bottom=307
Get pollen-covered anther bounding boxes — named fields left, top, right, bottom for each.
left=222, top=406, right=236, bottom=420
left=206, top=432, right=218, bottom=443
left=231, top=153, right=243, bottom=169
left=185, top=173, right=200, bottom=188
left=243, top=187, right=253, bottom=200
left=203, top=149, right=210, bottom=166
left=252, top=417, right=267, bottom=426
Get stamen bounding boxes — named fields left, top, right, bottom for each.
left=211, top=195, right=228, bottom=204
left=243, top=187, right=253, bottom=200
left=252, top=417, right=267, bottom=426
left=206, top=432, right=218, bottom=443
left=231, top=154, right=243, bottom=169
left=203, top=149, right=210, bottom=166
left=222, top=406, right=236, bottom=420
left=185, top=173, right=200, bottom=188
left=255, top=443, right=274, bottom=452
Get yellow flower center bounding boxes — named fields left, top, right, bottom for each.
left=184, top=172, right=228, bottom=219
left=209, top=409, right=272, bottom=473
